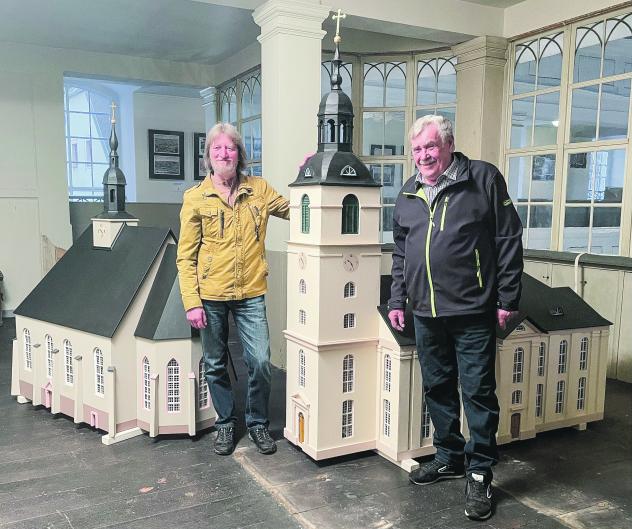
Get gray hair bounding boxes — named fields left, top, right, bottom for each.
left=408, top=115, right=454, bottom=145
left=203, top=122, right=248, bottom=177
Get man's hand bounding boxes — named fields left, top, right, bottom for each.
left=497, top=309, right=517, bottom=330
left=299, top=152, right=315, bottom=170
left=388, top=309, right=405, bottom=331
left=186, top=307, right=207, bottom=329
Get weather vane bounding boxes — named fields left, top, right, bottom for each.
left=332, top=8, right=346, bottom=44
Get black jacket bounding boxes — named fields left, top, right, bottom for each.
left=388, top=152, right=523, bottom=317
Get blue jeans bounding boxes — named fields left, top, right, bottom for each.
left=200, top=295, right=272, bottom=429
left=413, top=311, right=499, bottom=478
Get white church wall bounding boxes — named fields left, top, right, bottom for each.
left=133, top=92, right=206, bottom=204
left=0, top=41, right=213, bottom=313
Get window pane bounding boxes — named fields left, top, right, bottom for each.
left=362, top=112, right=384, bottom=156
left=242, top=121, right=252, bottom=159
left=92, top=114, right=111, bottom=139
left=90, top=91, right=111, bottom=115
left=384, top=111, right=405, bottom=156
left=570, top=85, right=599, bottom=143
left=385, top=63, right=406, bottom=107
left=368, top=164, right=382, bottom=184
left=592, top=207, right=621, bottom=254
left=67, top=87, right=89, bottom=112
left=437, top=59, right=457, bottom=104
left=514, top=41, right=537, bottom=94
left=221, top=98, right=230, bottom=122
left=68, top=112, right=91, bottom=137
left=534, top=91, right=559, bottom=146
left=70, top=162, right=93, bottom=188
left=91, top=138, right=109, bottom=164
left=537, top=33, right=563, bottom=88
left=599, top=78, right=630, bottom=140
left=252, top=78, right=261, bottom=116
left=69, top=138, right=91, bottom=163
left=508, top=156, right=530, bottom=202
left=436, top=107, right=456, bottom=128
left=381, top=163, right=404, bottom=195
left=604, top=15, right=632, bottom=77
left=417, top=60, right=436, bottom=105
left=241, top=83, right=252, bottom=119
left=364, top=63, right=384, bottom=107
left=574, top=23, right=603, bottom=83
left=516, top=205, right=528, bottom=227
left=250, top=164, right=262, bottom=176
left=528, top=205, right=552, bottom=249
left=531, top=154, right=555, bottom=201
left=252, top=118, right=262, bottom=159
left=567, top=152, right=593, bottom=202
left=564, top=207, right=590, bottom=252
left=593, top=149, right=624, bottom=203
left=511, top=96, right=534, bottom=149
left=382, top=206, right=394, bottom=234
left=321, top=63, right=331, bottom=96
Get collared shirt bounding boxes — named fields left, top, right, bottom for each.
left=415, top=157, right=458, bottom=206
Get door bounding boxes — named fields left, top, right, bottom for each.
left=90, top=411, right=98, bottom=429
left=510, top=412, right=521, bottom=439
left=298, top=412, right=305, bottom=443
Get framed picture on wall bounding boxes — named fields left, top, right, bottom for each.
left=194, top=132, right=207, bottom=181
left=148, top=129, right=185, bottom=180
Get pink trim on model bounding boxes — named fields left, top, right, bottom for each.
left=188, top=372, right=196, bottom=379
left=60, top=395, right=74, bottom=417
left=158, top=425, right=189, bottom=435
left=19, top=381, right=33, bottom=400
left=137, top=419, right=150, bottom=432
left=82, top=404, right=108, bottom=431
left=196, top=417, right=216, bottom=431
left=116, top=419, right=138, bottom=433
left=90, top=411, right=98, bottom=429
left=43, top=381, right=53, bottom=409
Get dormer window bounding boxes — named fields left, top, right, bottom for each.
left=340, top=165, right=357, bottom=176
left=304, top=166, right=313, bottom=178
left=550, top=306, right=564, bottom=316
left=342, top=194, right=359, bottom=234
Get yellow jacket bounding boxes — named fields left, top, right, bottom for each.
left=176, top=175, right=290, bottom=310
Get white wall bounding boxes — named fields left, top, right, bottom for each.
left=0, top=42, right=213, bottom=312
left=133, top=92, right=206, bottom=203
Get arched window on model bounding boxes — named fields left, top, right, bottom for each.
left=512, top=389, right=523, bottom=405
left=513, top=347, right=524, bottom=383
left=94, top=348, right=104, bottom=396
left=327, top=118, right=336, bottom=142
left=64, top=340, right=73, bottom=385
left=555, top=380, right=565, bottom=413
left=167, top=358, right=180, bottom=412
left=577, top=377, right=587, bottom=410
left=46, top=335, right=53, bottom=378
left=23, top=329, right=32, bottom=370
left=421, top=401, right=431, bottom=439
left=299, top=279, right=307, bottom=294
left=341, top=194, right=359, bottom=234
left=579, top=337, right=589, bottom=370
left=343, top=281, right=356, bottom=298
left=537, top=342, right=546, bottom=376
left=558, top=340, right=568, bottom=374
left=301, top=194, right=310, bottom=234
left=143, top=357, right=151, bottom=410
left=298, top=349, right=306, bottom=388
left=384, top=354, right=392, bottom=392
left=299, top=309, right=307, bottom=325
left=343, top=313, right=356, bottom=329
left=341, top=399, right=353, bottom=438
left=535, top=384, right=544, bottom=417
left=342, top=354, right=354, bottom=393
left=383, top=399, right=391, bottom=437
left=199, top=358, right=209, bottom=409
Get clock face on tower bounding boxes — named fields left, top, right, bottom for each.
left=342, top=253, right=359, bottom=272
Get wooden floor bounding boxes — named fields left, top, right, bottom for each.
left=1, top=317, right=630, bottom=529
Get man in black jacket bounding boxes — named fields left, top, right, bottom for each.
left=388, top=115, right=523, bottom=521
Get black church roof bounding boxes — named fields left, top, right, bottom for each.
left=135, top=244, right=195, bottom=341
left=290, top=150, right=380, bottom=187
left=14, top=225, right=172, bottom=338
left=378, top=273, right=611, bottom=344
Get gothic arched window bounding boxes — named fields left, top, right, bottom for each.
left=301, top=194, right=310, bottom=234
left=342, top=194, right=359, bottom=234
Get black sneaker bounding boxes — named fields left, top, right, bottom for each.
left=409, top=459, right=465, bottom=485
left=214, top=425, right=235, bottom=455
left=248, top=425, right=277, bottom=454
left=464, top=472, right=493, bottom=521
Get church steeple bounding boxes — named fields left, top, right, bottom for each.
left=291, top=12, right=378, bottom=188
left=92, top=102, right=138, bottom=249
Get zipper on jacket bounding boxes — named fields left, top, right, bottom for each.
left=219, top=209, right=225, bottom=238
left=440, top=195, right=449, bottom=231
left=475, top=248, right=483, bottom=288
left=404, top=188, right=438, bottom=317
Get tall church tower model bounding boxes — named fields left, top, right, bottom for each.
left=284, top=16, right=383, bottom=459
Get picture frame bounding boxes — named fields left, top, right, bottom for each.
left=370, top=144, right=397, bottom=156
left=382, top=164, right=394, bottom=186
left=193, top=132, right=207, bottom=181
left=148, top=129, right=185, bottom=180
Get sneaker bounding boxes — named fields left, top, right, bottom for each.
left=248, top=425, right=277, bottom=454
left=464, top=472, right=493, bottom=521
left=214, top=425, right=235, bottom=456
left=409, top=459, right=465, bottom=485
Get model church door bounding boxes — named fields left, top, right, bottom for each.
left=298, top=412, right=305, bottom=443
left=510, top=412, right=521, bottom=439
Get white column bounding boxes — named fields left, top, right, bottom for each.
left=452, top=36, right=508, bottom=167
left=253, top=0, right=331, bottom=366
left=188, top=372, right=196, bottom=436
left=73, top=355, right=83, bottom=423
left=150, top=373, right=159, bottom=437
left=200, top=86, right=217, bottom=131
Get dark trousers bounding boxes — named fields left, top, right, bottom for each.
left=413, top=311, right=499, bottom=478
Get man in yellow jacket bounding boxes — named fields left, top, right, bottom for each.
left=177, top=122, right=289, bottom=455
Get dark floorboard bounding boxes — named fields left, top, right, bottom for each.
left=1, top=316, right=631, bottom=529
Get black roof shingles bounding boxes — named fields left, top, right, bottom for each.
left=14, top=225, right=172, bottom=338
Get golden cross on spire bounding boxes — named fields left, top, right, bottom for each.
left=110, top=101, right=117, bottom=124
left=332, top=8, right=346, bottom=42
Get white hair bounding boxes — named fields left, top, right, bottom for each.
left=408, top=115, right=454, bottom=145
